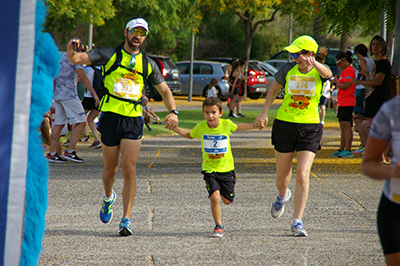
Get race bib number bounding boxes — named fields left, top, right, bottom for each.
left=288, top=76, right=316, bottom=96
left=203, top=135, right=228, bottom=154
left=390, top=178, right=400, bottom=204
left=114, top=78, right=140, bottom=99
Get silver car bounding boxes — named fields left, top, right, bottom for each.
left=175, top=61, right=230, bottom=100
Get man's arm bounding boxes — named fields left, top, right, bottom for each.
left=154, top=81, right=178, bottom=130
left=67, top=39, right=92, bottom=65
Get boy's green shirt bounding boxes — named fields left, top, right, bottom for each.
left=190, top=119, right=237, bottom=173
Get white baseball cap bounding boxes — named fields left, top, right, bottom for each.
left=125, top=18, right=149, bottom=32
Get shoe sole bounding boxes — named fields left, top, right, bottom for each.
left=63, top=156, right=83, bottom=163
left=89, top=145, right=102, bottom=149
left=46, top=158, right=66, bottom=163
left=211, top=233, right=223, bottom=237
left=119, top=227, right=133, bottom=236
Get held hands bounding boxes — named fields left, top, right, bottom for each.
left=352, top=78, right=360, bottom=85
left=164, top=113, right=178, bottom=131
left=253, top=113, right=268, bottom=130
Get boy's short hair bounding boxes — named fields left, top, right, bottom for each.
left=203, top=97, right=222, bottom=112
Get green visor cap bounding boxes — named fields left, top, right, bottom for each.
left=283, top=35, right=318, bottom=54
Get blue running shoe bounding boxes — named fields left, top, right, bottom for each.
left=119, top=218, right=133, bottom=236
left=99, top=190, right=116, bottom=224
left=332, top=149, right=342, bottom=157
left=338, top=150, right=354, bottom=158
left=291, top=220, right=308, bottom=237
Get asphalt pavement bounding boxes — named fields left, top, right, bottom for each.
left=39, top=98, right=386, bottom=265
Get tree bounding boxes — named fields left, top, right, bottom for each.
left=201, top=0, right=281, bottom=60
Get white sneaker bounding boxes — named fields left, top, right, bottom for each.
left=271, top=189, right=291, bottom=218
left=291, top=220, right=308, bottom=237
left=232, top=113, right=239, bottom=118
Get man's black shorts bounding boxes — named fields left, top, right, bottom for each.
left=98, top=112, right=143, bottom=146
left=272, top=119, right=323, bottom=153
left=203, top=170, right=236, bottom=202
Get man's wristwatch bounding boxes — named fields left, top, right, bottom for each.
left=170, top=110, right=179, bottom=116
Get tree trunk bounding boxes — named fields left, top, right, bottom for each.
left=243, top=14, right=253, bottom=60
left=313, top=16, right=324, bottom=46
left=340, top=31, right=348, bottom=52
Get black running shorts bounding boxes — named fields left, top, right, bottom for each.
left=203, top=170, right=236, bottom=203
left=272, top=119, right=323, bottom=154
left=98, top=112, right=143, bottom=146
left=377, top=194, right=400, bottom=255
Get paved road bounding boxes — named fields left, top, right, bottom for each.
left=39, top=99, right=386, bottom=265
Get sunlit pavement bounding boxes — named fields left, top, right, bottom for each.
left=39, top=100, right=385, bottom=265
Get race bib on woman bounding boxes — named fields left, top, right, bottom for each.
left=288, top=76, right=316, bottom=96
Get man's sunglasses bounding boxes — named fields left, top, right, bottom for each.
left=290, top=51, right=309, bottom=60
left=128, top=28, right=148, bottom=37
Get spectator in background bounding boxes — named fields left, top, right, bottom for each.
left=332, top=51, right=356, bottom=158
left=207, top=78, right=219, bottom=98
left=315, top=47, right=333, bottom=126
left=361, top=96, right=400, bottom=266
left=352, top=43, right=375, bottom=155
left=236, top=56, right=254, bottom=117
left=228, top=60, right=241, bottom=117
left=352, top=35, right=392, bottom=161
left=46, top=39, right=99, bottom=163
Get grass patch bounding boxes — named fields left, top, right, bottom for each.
left=143, top=108, right=340, bottom=137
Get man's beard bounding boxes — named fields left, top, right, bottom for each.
left=127, top=35, right=141, bottom=52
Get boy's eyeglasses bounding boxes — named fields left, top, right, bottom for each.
left=290, top=51, right=309, bottom=60
left=128, top=28, right=148, bottom=37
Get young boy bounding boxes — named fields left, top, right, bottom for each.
left=172, top=97, right=255, bottom=237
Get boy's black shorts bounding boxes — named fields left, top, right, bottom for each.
left=82, top=97, right=99, bottom=111
left=98, top=112, right=143, bottom=147
left=203, top=170, right=236, bottom=202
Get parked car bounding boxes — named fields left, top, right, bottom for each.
left=249, top=61, right=285, bottom=99
left=263, top=59, right=289, bottom=71
left=204, top=57, right=269, bottom=99
left=175, top=61, right=230, bottom=100
left=146, top=55, right=182, bottom=101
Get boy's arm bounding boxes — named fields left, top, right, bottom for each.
left=172, top=127, right=194, bottom=139
left=235, top=123, right=257, bottom=131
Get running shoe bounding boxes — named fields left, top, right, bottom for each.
left=62, top=139, right=70, bottom=147
left=332, top=149, right=342, bottom=157
left=99, top=190, right=116, bottom=224
left=352, top=146, right=365, bottom=154
left=89, top=140, right=102, bottom=149
left=338, top=150, right=354, bottom=158
left=291, top=220, right=308, bottom=237
left=119, top=218, right=133, bottom=236
left=237, top=113, right=246, bottom=117
left=46, top=152, right=67, bottom=163
left=271, top=189, right=291, bottom=219
left=63, top=150, right=83, bottom=163
left=211, top=224, right=224, bottom=237
left=79, top=135, right=90, bottom=142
